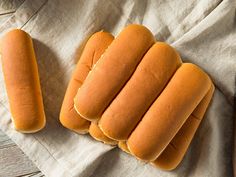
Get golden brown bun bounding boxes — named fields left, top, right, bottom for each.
left=74, top=24, right=155, bottom=121
left=89, top=122, right=117, bottom=145
left=1, top=29, right=45, bottom=133
left=99, top=42, right=182, bottom=140
left=152, top=83, right=215, bottom=170
left=127, top=63, right=212, bottom=161
left=59, top=31, right=114, bottom=133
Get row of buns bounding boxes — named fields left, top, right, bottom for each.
left=0, top=25, right=214, bottom=170
left=60, top=25, right=215, bottom=170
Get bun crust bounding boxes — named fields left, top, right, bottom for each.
left=89, top=122, right=117, bottom=145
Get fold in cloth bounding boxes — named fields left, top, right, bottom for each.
left=0, top=0, right=235, bottom=177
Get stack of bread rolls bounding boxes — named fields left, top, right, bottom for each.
left=60, top=24, right=215, bottom=170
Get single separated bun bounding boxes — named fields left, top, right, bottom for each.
left=1, top=29, right=45, bottom=133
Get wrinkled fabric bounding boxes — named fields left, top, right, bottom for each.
left=0, top=0, right=235, bottom=177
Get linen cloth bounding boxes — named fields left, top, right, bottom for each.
left=0, top=0, right=235, bottom=176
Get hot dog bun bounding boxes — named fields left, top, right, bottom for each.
left=74, top=24, right=155, bottom=121
left=152, top=83, right=214, bottom=170
left=127, top=63, right=212, bottom=161
left=1, top=29, right=45, bottom=133
left=60, top=31, right=114, bottom=133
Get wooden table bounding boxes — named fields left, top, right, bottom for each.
left=0, top=130, right=44, bottom=177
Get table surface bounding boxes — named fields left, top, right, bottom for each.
left=0, top=130, right=44, bottom=177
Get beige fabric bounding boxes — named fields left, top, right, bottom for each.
left=0, top=0, right=235, bottom=176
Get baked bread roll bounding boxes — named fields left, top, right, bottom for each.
left=74, top=24, right=155, bottom=121
left=117, top=82, right=213, bottom=170
left=99, top=42, right=182, bottom=140
left=112, top=85, right=215, bottom=170
left=127, top=63, right=212, bottom=161
left=60, top=31, right=114, bottom=133
left=0, top=29, right=45, bottom=133
left=152, top=83, right=214, bottom=170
